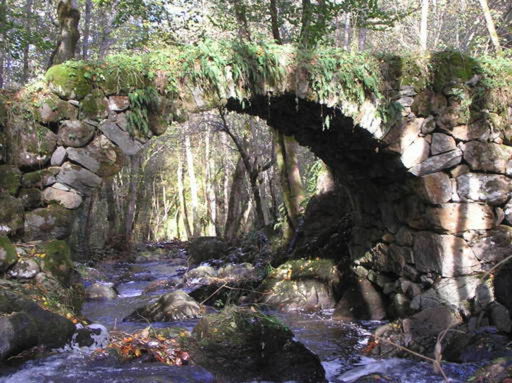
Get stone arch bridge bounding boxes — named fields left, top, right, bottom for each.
left=1, top=41, right=511, bottom=316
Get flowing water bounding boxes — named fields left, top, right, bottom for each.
left=0, top=253, right=479, bottom=383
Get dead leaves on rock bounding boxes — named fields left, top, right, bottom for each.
left=94, top=327, right=190, bottom=366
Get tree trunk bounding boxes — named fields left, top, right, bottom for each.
left=343, top=13, right=352, bottom=50
left=274, top=130, right=305, bottom=242
left=177, top=152, right=192, bottom=240
left=49, top=0, right=80, bottom=66
left=224, top=157, right=247, bottom=241
left=184, top=133, right=201, bottom=237
left=22, top=0, right=33, bottom=83
left=478, top=0, right=502, bottom=53
left=0, top=0, right=6, bottom=88
left=104, top=177, right=118, bottom=242
left=300, top=0, right=313, bottom=47
left=419, top=0, right=429, bottom=52
left=124, top=154, right=141, bottom=248
left=231, top=0, right=252, bottom=42
left=358, top=27, right=367, bottom=50
left=82, top=0, right=92, bottom=59
left=270, top=0, right=282, bottom=44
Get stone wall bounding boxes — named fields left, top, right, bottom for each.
left=0, top=45, right=510, bottom=320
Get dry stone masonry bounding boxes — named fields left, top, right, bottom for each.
left=0, top=44, right=510, bottom=323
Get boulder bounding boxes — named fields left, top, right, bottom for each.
left=10, top=121, right=57, bottom=169
left=258, top=258, right=340, bottom=312
left=462, top=141, right=512, bottom=174
left=37, top=94, right=78, bottom=124
left=494, top=262, right=512, bottom=314
left=400, top=137, right=430, bottom=168
left=333, top=278, right=387, bottom=321
left=0, top=194, right=24, bottom=236
left=56, top=162, right=102, bottom=195
left=98, top=120, right=143, bottom=156
left=411, top=276, right=482, bottom=310
left=451, top=123, right=490, bottom=141
left=18, top=188, right=43, bottom=210
left=430, top=133, right=456, bottom=155
left=0, top=291, right=75, bottom=361
left=21, top=167, right=60, bottom=189
left=456, top=173, right=511, bottom=206
left=51, top=146, right=67, bottom=166
left=45, top=63, right=93, bottom=100
left=424, top=203, right=495, bottom=234
left=85, top=283, right=118, bottom=300
left=0, top=236, right=17, bottom=272
left=413, top=231, right=481, bottom=277
left=0, top=165, right=21, bottom=196
left=24, top=205, right=74, bottom=241
left=418, top=172, right=452, bottom=204
left=125, top=290, right=201, bottom=322
left=188, top=307, right=326, bottom=383
left=469, top=226, right=512, bottom=263
left=42, top=185, right=83, bottom=209
left=58, top=120, right=95, bottom=147
left=410, top=149, right=462, bottom=176
left=370, top=306, right=463, bottom=358
left=36, top=240, right=74, bottom=285
left=79, top=89, right=108, bottom=120
left=505, top=199, right=512, bottom=225
left=187, top=236, right=229, bottom=265
left=66, top=135, right=125, bottom=177
left=7, top=258, right=40, bottom=279
left=444, top=329, right=512, bottom=363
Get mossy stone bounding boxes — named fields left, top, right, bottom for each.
left=0, top=165, right=22, bottom=196
left=0, top=97, right=7, bottom=128
left=36, top=93, right=78, bottom=123
left=270, top=258, right=340, bottom=284
left=37, top=240, right=73, bottom=286
left=430, top=51, right=478, bottom=93
left=0, top=193, right=24, bottom=237
left=46, top=63, right=93, bottom=101
left=79, top=89, right=108, bottom=120
left=0, top=236, right=17, bottom=272
left=21, top=167, right=60, bottom=189
left=24, top=204, right=74, bottom=241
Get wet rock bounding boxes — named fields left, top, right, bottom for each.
left=72, top=324, right=109, bottom=349
left=24, top=205, right=74, bottom=241
left=187, top=237, right=229, bottom=265
left=258, top=258, right=340, bottom=312
left=410, top=149, right=462, bottom=176
left=85, top=282, right=118, bottom=300
left=0, top=290, right=75, bottom=361
left=0, top=194, right=24, bottom=236
left=333, top=278, right=387, bottom=321
left=354, top=374, right=399, bottom=383
left=56, top=162, right=102, bottom=195
left=58, top=120, right=95, bottom=147
left=21, top=167, right=60, bottom=189
left=0, top=165, right=21, bottom=196
left=431, top=133, right=456, bottom=155
left=125, top=290, right=201, bottom=322
left=188, top=306, right=327, bottom=383
left=19, top=188, right=42, bottom=210
left=98, top=120, right=143, bottom=156
left=469, top=356, right=512, bottom=382
left=413, top=231, right=481, bottom=277
left=370, top=306, right=463, bottom=358
left=444, top=328, right=512, bottom=363
left=8, top=258, right=40, bottom=279
left=456, top=173, right=511, bottom=206
left=0, top=236, right=17, bottom=272
left=66, top=135, right=125, bottom=177
left=494, top=263, right=512, bottom=314
left=462, top=141, right=512, bottom=174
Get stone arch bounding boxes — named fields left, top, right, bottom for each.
left=1, top=43, right=511, bottom=316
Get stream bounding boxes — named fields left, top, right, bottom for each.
left=0, top=250, right=480, bottom=383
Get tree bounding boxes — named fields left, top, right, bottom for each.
left=419, top=0, right=429, bottom=52
left=49, top=0, right=80, bottom=66
left=478, top=0, right=502, bottom=53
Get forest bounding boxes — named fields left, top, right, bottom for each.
left=0, top=0, right=512, bottom=382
